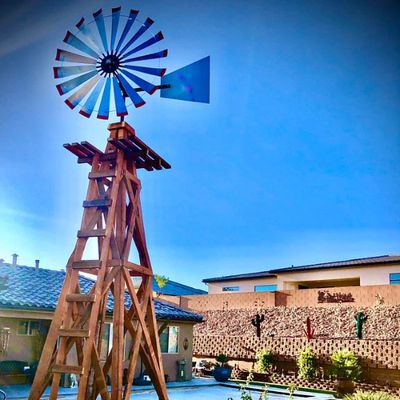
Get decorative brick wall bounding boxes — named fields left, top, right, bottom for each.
left=193, top=335, right=400, bottom=370
left=193, top=306, right=400, bottom=375
left=194, top=306, right=400, bottom=340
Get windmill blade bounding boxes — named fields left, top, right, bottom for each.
left=122, top=32, right=164, bottom=59
left=65, top=75, right=101, bottom=109
left=76, top=18, right=102, bottom=54
left=161, top=56, right=210, bottom=103
left=55, top=49, right=97, bottom=64
left=93, top=9, right=108, bottom=53
left=63, top=31, right=100, bottom=59
left=115, top=9, right=139, bottom=54
left=120, top=69, right=156, bottom=95
left=119, top=18, right=154, bottom=56
left=112, top=77, right=128, bottom=117
left=123, top=49, right=168, bottom=63
left=117, top=74, right=145, bottom=107
left=110, top=7, right=121, bottom=52
left=53, top=65, right=97, bottom=79
left=97, top=78, right=111, bottom=119
left=122, top=65, right=166, bottom=77
left=56, top=70, right=99, bottom=95
left=80, top=78, right=106, bottom=118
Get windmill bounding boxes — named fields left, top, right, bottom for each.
left=29, top=7, right=210, bottom=400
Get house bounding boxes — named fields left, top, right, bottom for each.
left=203, top=255, right=400, bottom=293
left=0, top=262, right=203, bottom=384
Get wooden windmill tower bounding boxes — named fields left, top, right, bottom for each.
left=29, top=7, right=209, bottom=400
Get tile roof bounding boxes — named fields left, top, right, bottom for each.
left=270, top=255, right=400, bottom=273
left=203, top=255, right=400, bottom=282
left=152, top=279, right=206, bottom=296
left=203, top=271, right=276, bottom=283
left=0, top=264, right=202, bottom=323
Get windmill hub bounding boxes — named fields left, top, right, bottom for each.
left=100, top=54, right=120, bottom=74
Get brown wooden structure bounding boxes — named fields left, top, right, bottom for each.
left=29, top=122, right=170, bottom=400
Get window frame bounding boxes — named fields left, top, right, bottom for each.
left=254, top=284, right=278, bottom=292
left=222, top=286, right=240, bottom=292
left=160, top=325, right=180, bottom=354
left=16, top=320, right=41, bottom=336
left=389, top=273, right=400, bottom=285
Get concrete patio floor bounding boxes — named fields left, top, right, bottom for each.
left=0, top=377, right=219, bottom=399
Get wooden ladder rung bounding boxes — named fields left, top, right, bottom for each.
left=77, top=229, right=107, bottom=238
left=82, top=199, right=111, bottom=208
left=58, top=328, right=90, bottom=338
left=52, top=364, right=83, bottom=375
left=66, top=294, right=95, bottom=302
left=88, top=170, right=116, bottom=179
left=72, top=260, right=101, bottom=269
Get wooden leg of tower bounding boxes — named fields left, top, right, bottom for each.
left=28, top=268, right=73, bottom=400
left=147, top=298, right=166, bottom=379
left=123, top=269, right=168, bottom=400
left=122, top=323, right=143, bottom=400
left=91, top=347, right=110, bottom=400
left=111, top=271, right=125, bottom=400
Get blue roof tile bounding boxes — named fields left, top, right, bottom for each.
left=0, top=264, right=202, bottom=323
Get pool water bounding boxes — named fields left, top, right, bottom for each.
left=128, top=385, right=335, bottom=400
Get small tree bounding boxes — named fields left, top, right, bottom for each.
left=330, top=349, right=362, bottom=381
left=255, top=348, right=274, bottom=373
left=297, top=346, right=317, bottom=381
left=154, top=275, right=169, bottom=297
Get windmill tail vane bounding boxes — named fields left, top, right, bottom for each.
left=54, top=7, right=210, bottom=120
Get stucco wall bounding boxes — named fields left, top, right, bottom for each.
left=207, top=276, right=277, bottom=294
left=157, top=322, right=194, bottom=382
left=204, top=264, right=400, bottom=293
left=277, top=264, right=400, bottom=290
left=0, top=317, right=50, bottom=363
left=0, top=310, right=196, bottom=384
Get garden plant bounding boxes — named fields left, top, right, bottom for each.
left=330, top=349, right=362, bottom=395
left=297, top=345, right=317, bottom=381
left=343, top=391, right=400, bottom=400
left=255, top=348, right=274, bottom=373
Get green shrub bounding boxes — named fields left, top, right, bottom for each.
left=255, top=348, right=274, bottom=373
left=215, top=353, right=229, bottom=367
left=343, top=391, right=400, bottom=400
left=297, top=346, right=317, bottom=381
left=330, top=349, right=362, bottom=381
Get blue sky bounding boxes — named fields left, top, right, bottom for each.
left=0, top=0, right=399, bottom=290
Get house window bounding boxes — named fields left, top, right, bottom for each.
left=17, top=320, right=40, bottom=336
left=254, top=284, right=277, bottom=292
left=390, top=273, right=400, bottom=285
left=222, top=286, right=240, bottom=292
left=160, top=326, right=179, bottom=354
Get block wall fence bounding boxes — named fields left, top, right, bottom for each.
left=172, top=284, right=400, bottom=311
left=175, top=285, right=400, bottom=382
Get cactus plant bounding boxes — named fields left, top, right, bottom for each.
left=355, top=311, right=367, bottom=339
left=303, top=317, right=315, bottom=342
left=251, top=313, right=265, bottom=338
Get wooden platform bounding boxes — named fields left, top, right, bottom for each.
left=64, top=122, right=171, bottom=172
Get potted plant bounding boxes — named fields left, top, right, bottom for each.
left=330, top=349, right=362, bottom=396
left=213, top=354, right=232, bottom=382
